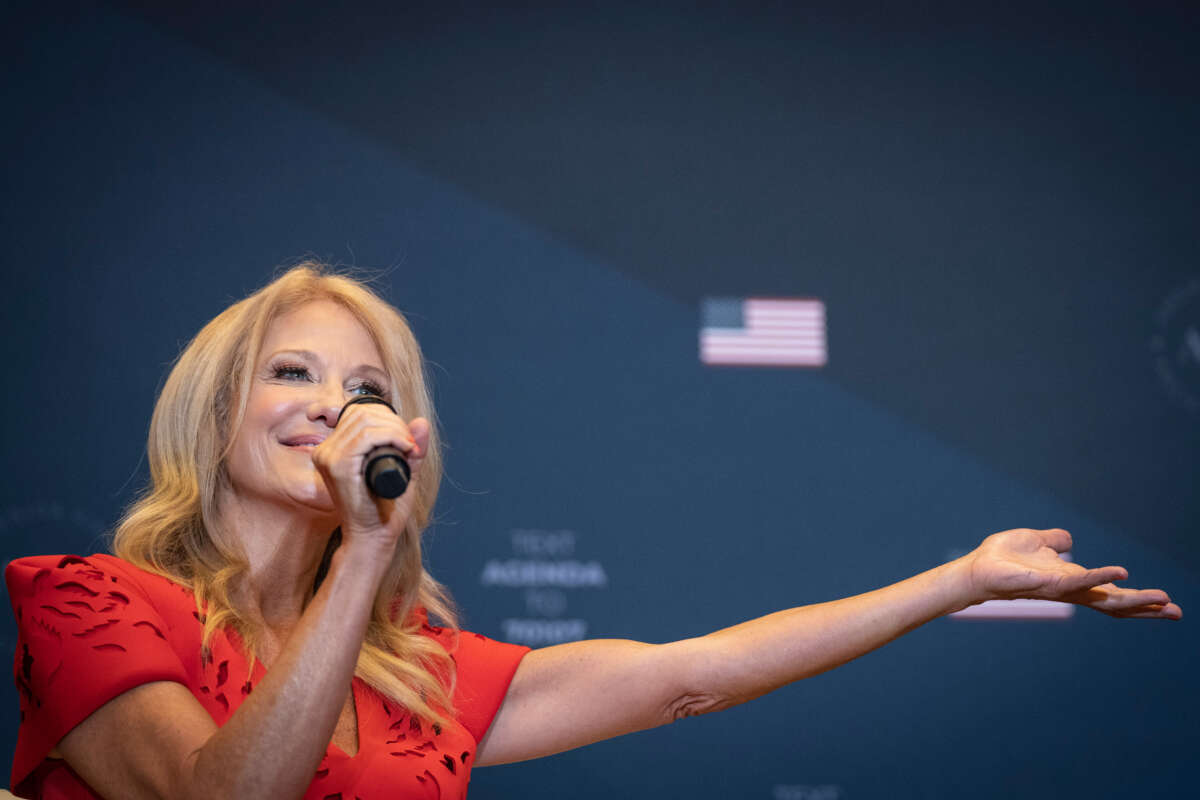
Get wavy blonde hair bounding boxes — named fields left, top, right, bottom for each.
left=113, top=262, right=459, bottom=724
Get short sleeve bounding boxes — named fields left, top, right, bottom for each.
left=5, top=555, right=190, bottom=788
left=448, top=631, right=530, bottom=744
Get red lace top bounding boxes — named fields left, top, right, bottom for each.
left=5, top=554, right=529, bottom=799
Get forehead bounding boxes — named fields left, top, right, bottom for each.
left=259, top=300, right=385, bottom=367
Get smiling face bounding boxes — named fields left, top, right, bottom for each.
left=222, top=299, right=394, bottom=516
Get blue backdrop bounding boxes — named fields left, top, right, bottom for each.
left=3, top=2, right=1197, bottom=797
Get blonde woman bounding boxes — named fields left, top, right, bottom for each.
left=5, top=264, right=1181, bottom=799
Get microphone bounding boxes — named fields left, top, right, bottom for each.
left=337, top=395, right=411, bottom=499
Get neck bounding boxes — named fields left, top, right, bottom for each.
left=215, top=491, right=340, bottom=630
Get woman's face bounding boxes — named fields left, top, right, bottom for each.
left=223, top=299, right=393, bottom=516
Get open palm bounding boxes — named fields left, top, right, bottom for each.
left=966, top=528, right=1182, bottom=619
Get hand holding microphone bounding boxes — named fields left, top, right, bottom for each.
left=336, top=395, right=412, bottom=498
left=312, top=394, right=427, bottom=553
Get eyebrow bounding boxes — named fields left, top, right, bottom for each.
left=264, top=349, right=390, bottom=381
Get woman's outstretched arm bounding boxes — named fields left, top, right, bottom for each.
left=475, top=528, right=1181, bottom=766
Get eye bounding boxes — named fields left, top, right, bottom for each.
left=351, top=380, right=389, bottom=398
left=271, top=363, right=312, bottom=381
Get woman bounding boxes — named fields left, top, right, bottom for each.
left=5, top=263, right=1181, bottom=799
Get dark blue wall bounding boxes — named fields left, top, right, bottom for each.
left=3, top=2, right=1197, bottom=797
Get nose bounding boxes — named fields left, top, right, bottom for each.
left=306, top=382, right=345, bottom=428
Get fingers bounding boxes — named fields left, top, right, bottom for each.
left=1077, top=583, right=1182, bottom=619
left=1054, top=565, right=1127, bottom=596
left=311, top=404, right=430, bottom=534
left=1102, top=598, right=1182, bottom=619
left=1105, top=587, right=1171, bottom=608
left=335, top=403, right=421, bottom=457
left=1088, top=565, right=1129, bottom=585
left=408, top=417, right=432, bottom=459
left=1038, top=528, right=1073, bottom=554
left=325, top=408, right=429, bottom=480
left=1119, top=602, right=1183, bottom=620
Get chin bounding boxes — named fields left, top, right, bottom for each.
left=286, top=483, right=337, bottom=517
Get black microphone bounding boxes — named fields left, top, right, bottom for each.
left=337, top=395, right=411, bottom=499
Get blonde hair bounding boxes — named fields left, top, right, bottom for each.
left=113, top=262, right=458, bottom=724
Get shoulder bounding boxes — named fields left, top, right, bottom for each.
left=6, top=555, right=195, bottom=790
left=410, top=608, right=530, bottom=667
left=6, top=553, right=194, bottom=619
left=4, top=552, right=197, bottom=658
left=414, top=615, right=531, bottom=743
left=7, top=552, right=177, bottom=587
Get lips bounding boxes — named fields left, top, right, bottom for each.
left=279, top=435, right=326, bottom=447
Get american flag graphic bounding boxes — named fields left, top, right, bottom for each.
left=700, top=297, right=827, bottom=366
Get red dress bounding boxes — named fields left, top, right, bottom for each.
left=5, top=554, right=529, bottom=799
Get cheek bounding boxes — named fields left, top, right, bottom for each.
left=247, top=389, right=302, bottom=425
left=231, top=391, right=309, bottom=473
left=243, top=386, right=308, bottom=438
